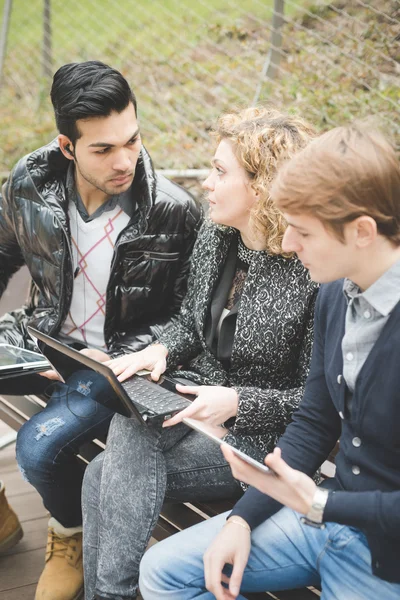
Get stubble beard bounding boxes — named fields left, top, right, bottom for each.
left=75, top=160, right=133, bottom=197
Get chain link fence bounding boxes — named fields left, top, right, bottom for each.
left=0, top=0, right=399, bottom=177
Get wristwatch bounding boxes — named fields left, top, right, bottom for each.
left=301, top=488, right=329, bottom=529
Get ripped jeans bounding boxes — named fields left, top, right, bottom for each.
left=14, top=370, right=115, bottom=527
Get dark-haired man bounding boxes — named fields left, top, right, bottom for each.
left=0, top=60, right=202, bottom=600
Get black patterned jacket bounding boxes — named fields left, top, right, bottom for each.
left=158, top=221, right=319, bottom=455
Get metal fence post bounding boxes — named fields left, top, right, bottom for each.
left=0, top=0, right=13, bottom=85
left=253, top=0, right=285, bottom=104
left=0, top=0, right=398, bottom=169
left=42, top=0, right=52, bottom=78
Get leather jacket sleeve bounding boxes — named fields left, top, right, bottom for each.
left=0, top=175, right=32, bottom=348
left=0, top=175, right=26, bottom=298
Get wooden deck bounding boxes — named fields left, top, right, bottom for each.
left=0, top=270, right=46, bottom=598
left=0, top=421, right=48, bottom=600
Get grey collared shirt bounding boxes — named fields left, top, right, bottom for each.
left=66, top=163, right=135, bottom=222
left=342, top=259, right=400, bottom=392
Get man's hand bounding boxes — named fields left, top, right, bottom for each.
left=38, top=369, right=62, bottom=381
left=80, top=348, right=110, bottom=362
left=204, top=517, right=251, bottom=599
left=38, top=347, right=109, bottom=381
left=222, top=445, right=317, bottom=515
left=162, top=385, right=238, bottom=428
left=104, top=344, right=168, bottom=382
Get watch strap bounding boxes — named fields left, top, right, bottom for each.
left=304, top=487, right=329, bottom=524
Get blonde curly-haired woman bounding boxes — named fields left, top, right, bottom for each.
left=81, top=107, right=318, bottom=600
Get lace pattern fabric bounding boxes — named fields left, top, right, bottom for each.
left=158, top=220, right=319, bottom=458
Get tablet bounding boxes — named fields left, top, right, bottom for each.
left=183, top=417, right=271, bottom=474
left=0, top=344, right=50, bottom=375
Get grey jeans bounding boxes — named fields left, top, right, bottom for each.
left=82, top=413, right=242, bottom=600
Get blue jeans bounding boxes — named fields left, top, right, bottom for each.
left=139, top=507, right=400, bottom=600
left=15, top=370, right=115, bottom=527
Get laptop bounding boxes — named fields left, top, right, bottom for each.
left=27, top=326, right=192, bottom=424
left=0, top=344, right=50, bottom=379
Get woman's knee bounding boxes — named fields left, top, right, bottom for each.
left=82, top=452, right=104, bottom=509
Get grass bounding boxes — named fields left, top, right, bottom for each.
left=0, top=0, right=398, bottom=175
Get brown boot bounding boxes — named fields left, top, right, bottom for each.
left=35, top=525, right=84, bottom=600
left=0, top=480, right=23, bottom=553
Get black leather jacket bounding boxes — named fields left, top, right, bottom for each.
left=0, top=140, right=203, bottom=353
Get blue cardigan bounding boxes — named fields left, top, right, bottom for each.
left=231, top=280, right=400, bottom=584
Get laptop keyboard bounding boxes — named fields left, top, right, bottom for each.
left=122, top=376, right=191, bottom=415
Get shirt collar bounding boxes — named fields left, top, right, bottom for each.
left=343, top=258, right=400, bottom=317
left=66, top=163, right=135, bottom=222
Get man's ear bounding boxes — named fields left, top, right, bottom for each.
left=354, top=215, right=377, bottom=248
left=58, top=135, right=75, bottom=161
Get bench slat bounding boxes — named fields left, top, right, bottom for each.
left=160, top=503, right=205, bottom=530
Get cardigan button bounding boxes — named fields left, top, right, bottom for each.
left=352, top=437, right=361, bottom=447
left=337, top=374, right=342, bottom=384
left=352, top=465, right=361, bottom=475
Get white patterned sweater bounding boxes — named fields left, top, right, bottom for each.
left=60, top=201, right=130, bottom=348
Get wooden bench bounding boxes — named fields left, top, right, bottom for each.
left=0, top=392, right=335, bottom=599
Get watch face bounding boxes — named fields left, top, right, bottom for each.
left=306, top=488, right=329, bottom=524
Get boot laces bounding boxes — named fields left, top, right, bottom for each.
left=46, top=528, right=80, bottom=562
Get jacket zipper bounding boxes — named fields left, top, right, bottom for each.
left=105, top=216, right=149, bottom=346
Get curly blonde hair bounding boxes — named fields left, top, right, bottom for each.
left=214, top=107, right=315, bottom=255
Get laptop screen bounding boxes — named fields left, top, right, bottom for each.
left=0, top=344, right=50, bottom=373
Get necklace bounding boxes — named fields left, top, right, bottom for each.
left=237, top=235, right=261, bottom=265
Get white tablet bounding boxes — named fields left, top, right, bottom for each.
left=0, top=344, right=50, bottom=375
left=183, top=417, right=271, bottom=474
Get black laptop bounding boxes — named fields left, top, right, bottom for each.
left=27, top=327, right=192, bottom=424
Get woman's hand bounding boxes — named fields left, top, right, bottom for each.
left=222, top=445, right=317, bottom=516
left=163, top=385, right=238, bottom=427
left=104, top=344, right=168, bottom=382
